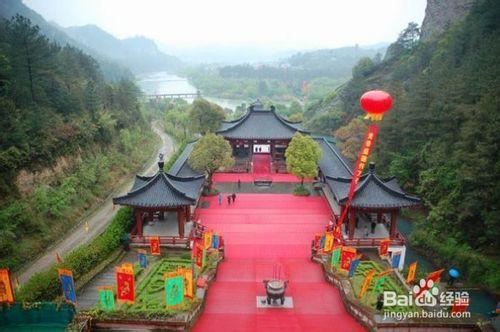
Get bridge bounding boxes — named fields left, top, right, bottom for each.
left=145, top=91, right=201, bottom=100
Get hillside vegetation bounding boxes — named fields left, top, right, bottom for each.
left=0, top=16, right=157, bottom=271
left=304, top=0, right=500, bottom=292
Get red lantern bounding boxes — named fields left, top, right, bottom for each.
left=360, top=90, right=393, bottom=121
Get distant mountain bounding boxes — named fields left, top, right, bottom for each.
left=65, top=25, right=183, bottom=74
left=282, top=44, right=387, bottom=77
left=0, top=0, right=132, bottom=81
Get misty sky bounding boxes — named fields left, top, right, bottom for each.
left=24, top=0, right=427, bottom=50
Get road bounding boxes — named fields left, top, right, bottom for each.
left=17, top=122, right=174, bottom=284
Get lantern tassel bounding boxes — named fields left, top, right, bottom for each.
left=364, top=113, right=384, bottom=121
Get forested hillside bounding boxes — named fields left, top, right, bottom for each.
left=0, top=15, right=157, bottom=271
left=305, top=0, right=499, bottom=292
left=184, top=45, right=385, bottom=101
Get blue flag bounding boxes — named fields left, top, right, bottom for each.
left=139, top=253, right=148, bottom=269
left=348, top=259, right=360, bottom=278
left=59, top=273, right=76, bottom=304
left=212, top=234, right=219, bottom=249
left=391, top=251, right=401, bottom=269
left=319, top=235, right=325, bottom=249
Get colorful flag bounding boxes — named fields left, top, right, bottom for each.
left=319, top=234, right=326, bottom=249
left=204, top=231, right=213, bottom=249
left=116, top=267, right=134, bottom=304
left=212, top=233, right=219, bottom=249
left=359, top=269, right=375, bottom=298
left=138, top=252, right=148, bottom=269
left=379, top=238, right=390, bottom=257
left=150, top=236, right=161, bottom=256
left=348, top=259, right=360, bottom=278
left=426, top=269, right=445, bottom=283
left=179, top=268, right=194, bottom=298
left=165, top=272, right=184, bottom=307
left=340, top=247, right=357, bottom=271
left=406, top=262, right=417, bottom=284
left=323, top=232, right=334, bottom=252
left=333, top=225, right=342, bottom=241
left=331, top=246, right=342, bottom=267
left=98, top=286, right=115, bottom=311
left=0, top=269, right=15, bottom=304
left=313, top=233, right=322, bottom=249
left=194, top=241, right=204, bottom=268
left=391, top=251, right=402, bottom=269
left=58, top=269, right=77, bottom=304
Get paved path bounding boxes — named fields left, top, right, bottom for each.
left=193, top=193, right=365, bottom=332
left=17, top=122, right=174, bottom=284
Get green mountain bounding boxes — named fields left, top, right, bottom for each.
left=305, top=0, right=500, bottom=292
left=0, top=0, right=131, bottom=81
left=65, top=25, right=183, bottom=74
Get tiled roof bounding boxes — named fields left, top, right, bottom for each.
left=113, top=169, right=204, bottom=208
left=217, top=101, right=308, bottom=140
left=168, top=141, right=202, bottom=177
left=324, top=163, right=420, bottom=209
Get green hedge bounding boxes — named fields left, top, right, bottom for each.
left=17, top=208, right=133, bottom=302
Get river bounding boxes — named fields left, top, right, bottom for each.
left=398, top=217, right=497, bottom=317
left=136, top=71, right=246, bottom=111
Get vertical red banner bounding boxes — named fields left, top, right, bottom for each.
left=0, top=268, right=15, bottom=304
left=116, top=267, right=135, bottom=304
left=150, top=236, right=161, bottom=256
left=379, top=238, right=390, bottom=257
left=194, top=241, right=204, bottom=268
left=340, top=247, right=357, bottom=271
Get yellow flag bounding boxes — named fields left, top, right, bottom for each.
left=359, top=269, right=375, bottom=298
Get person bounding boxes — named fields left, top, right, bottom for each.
left=232, top=192, right=236, bottom=203
left=227, top=195, right=231, bottom=205
left=218, top=192, right=222, bottom=205
left=371, top=221, right=376, bottom=234
left=376, top=293, right=384, bottom=311
left=238, top=179, right=241, bottom=189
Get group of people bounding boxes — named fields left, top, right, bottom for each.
left=218, top=192, right=237, bottom=205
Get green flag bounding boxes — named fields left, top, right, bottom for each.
left=202, top=248, right=207, bottom=268
left=98, top=288, right=115, bottom=311
left=331, top=247, right=341, bottom=267
left=165, top=275, right=184, bottom=307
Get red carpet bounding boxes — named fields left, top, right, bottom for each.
left=213, top=173, right=308, bottom=183
left=253, top=154, right=271, bottom=174
left=193, top=194, right=365, bottom=332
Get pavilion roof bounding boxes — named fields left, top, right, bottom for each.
left=113, top=165, right=204, bottom=208
left=314, top=136, right=353, bottom=179
left=324, top=162, right=420, bottom=209
left=217, top=101, right=308, bottom=140
left=169, top=141, right=201, bottom=177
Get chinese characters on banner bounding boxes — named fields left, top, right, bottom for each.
left=98, top=286, right=115, bottom=311
left=204, top=230, right=213, bottom=249
left=406, top=261, right=417, bottom=284
left=178, top=268, right=194, bottom=298
left=116, top=265, right=134, bottom=304
left=164, top=271, right=184, bottom=307
left=359, top=269, right=375, bottom=298
left=379, top=238, right=390, bottom=257
left=323, top=232, right=334, bottom=252
left=336, top=125, right=380, bottom=229
left=331, top=246, right=341, bottom=267
left=138, top=249, right=148, bottom=269
left=58, top=269, right=77, bottom=304
left=150, top=236, right=161, bottom=256
left=194, top=241, right=205, bottom=269
left=348, top=259, right=360, bottom=278
left=340, top=247, right=357, bottom=271
left=0, top=268, right=15, bottom=304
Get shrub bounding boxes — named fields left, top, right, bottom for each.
left=293, top=184, right=310, bottom=196
left=17, top=208, right=133, bottom=302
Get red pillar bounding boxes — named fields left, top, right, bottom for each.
left=390, top=210, right=398, bottom=239
left=135, top=209, right=143, bottom=236
left=177, top=207, right=185, bottom=238
left=348, top=208, right=356, bottom=240
left=185, top=205, right=191, bottom=222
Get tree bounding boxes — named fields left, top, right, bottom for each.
left=285, top=132, right=322, bottom=185
left=188, top=98, right=226, bottom=134
left=188, top=134, right=234, bottom=189
left=334, top=117, right=368, bottom=162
